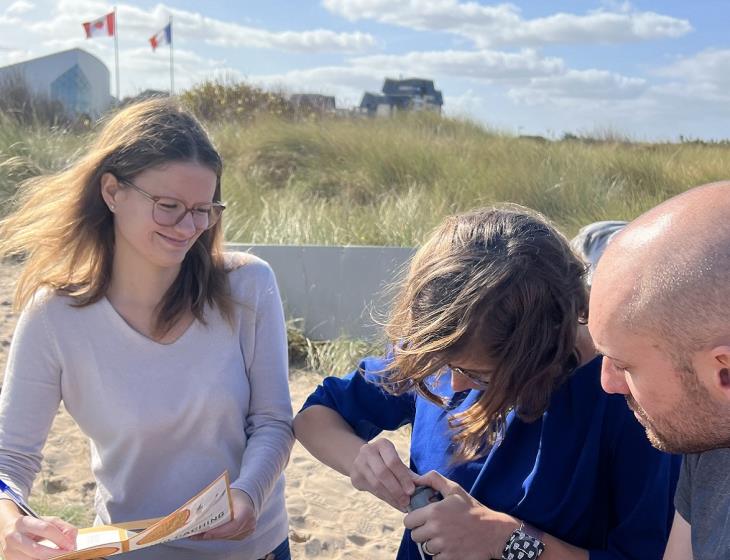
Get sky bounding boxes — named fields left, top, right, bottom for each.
left=0, top=0, right=728, bottom=141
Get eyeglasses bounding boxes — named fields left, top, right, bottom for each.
left=448, top=364, right=491, bottom=390
left=117, top=177, right=225, bottom=231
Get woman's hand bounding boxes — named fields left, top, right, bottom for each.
left=349, top=437, right=417, bottom=512
left=404, top=471, right=517, bottom=560
left=0, top=507, right=77, bottom=560
left=192, top=489, right=257, bottom=541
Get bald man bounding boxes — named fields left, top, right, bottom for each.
left=588, top=182, right=730, bottom=560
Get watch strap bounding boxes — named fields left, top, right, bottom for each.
left=501, top=521, right=545, bottom=560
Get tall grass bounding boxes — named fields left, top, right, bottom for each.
left=288, top=319, right=381, bottom=376
left=212, top=112, right=730, bottom=245
left=29, top=497, right=93, bottom=527
left=0, top=113, right=89, bottom=212
left=3, top=88, right=730, bottom=242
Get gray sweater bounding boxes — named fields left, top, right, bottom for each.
left=0, top=254, right=293, bottom=559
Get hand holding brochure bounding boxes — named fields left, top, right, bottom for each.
left=41, top=471, right=233, bottom=559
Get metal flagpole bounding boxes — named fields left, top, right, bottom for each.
left=114, top=6, right=120, bottom=102
left=169, top=15, right=174, bottom=95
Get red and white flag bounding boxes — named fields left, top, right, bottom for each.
left=82, top=12, right=115, bottom=38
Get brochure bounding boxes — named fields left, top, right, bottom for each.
left=38, top=471, right=233, bottom=560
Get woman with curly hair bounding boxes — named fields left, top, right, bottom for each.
left=295, top=206, right=678, bottom=560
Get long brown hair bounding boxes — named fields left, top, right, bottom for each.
left=384, top=206, right=589, bottom=462
left=0, top=98, right=234, bottom=335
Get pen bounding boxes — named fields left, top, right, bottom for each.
left=0, top=479, right=100, bottom=557
left=0, top=478, right=41, bottom=518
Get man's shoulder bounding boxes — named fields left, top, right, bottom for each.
left=691, top=447, right=730, bottom=469
left=681, top=448, right=730, bottom=489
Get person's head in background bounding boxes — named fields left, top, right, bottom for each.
left=570, top=220, right=627, bottom=288
left=0, top=97, right=231, bottom=337
left=589, top=182, right=730, bottom=454
left=382, top=205, right=590, bottom=463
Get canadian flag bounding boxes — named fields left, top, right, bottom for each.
left=82, top=12, right=115, bottom=38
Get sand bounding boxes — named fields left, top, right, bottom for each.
left=0, top=261, right=410, bottom=559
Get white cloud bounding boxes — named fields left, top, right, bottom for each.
left=322, top=0, right=692, bottom=47
left=7, top=1, right=377, bottom=54
left=119, top=47, right=242, bottom=94
left=350, top=48, right=564, bottom=81
left=443, top=89, right=487, bottom=118
left=6, top=1, right=35, bottom=15
left=250, top=66, right=385, bottom=107
left=106, top=3, right=378, bottom=53
left=508, top=69, right=647, bottom=104
left=654, top=48, right=730, bottom=99
left=248, top=47, right=567, bottom=109
left=493, top=10, right=691, bottom=48
left=0, top=49, right=30, bottom=64
left=0, top=0, right=379, bottom=96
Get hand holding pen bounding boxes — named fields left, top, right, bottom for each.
left=0, top=479, right=42, bottom=519
left=0, top=478, right=78, bottom=560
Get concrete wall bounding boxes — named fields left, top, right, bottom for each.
left=227, top=244, right=415, bottom=340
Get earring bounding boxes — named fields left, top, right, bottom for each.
left=110, top=204, right=116, bottom=211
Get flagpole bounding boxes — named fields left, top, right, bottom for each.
left=113, top=6, right=120, bottom=103
left=169, top=15, right=174, bottom=95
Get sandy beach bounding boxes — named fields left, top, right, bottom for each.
left=0, top=261, right=409, bottom=559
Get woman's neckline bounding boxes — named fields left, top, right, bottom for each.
left=101, top=295, right=198, bottom=347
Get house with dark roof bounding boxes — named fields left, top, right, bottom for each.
left=360, top=78, right=443, bottom=117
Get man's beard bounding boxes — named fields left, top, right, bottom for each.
left=625, top=387, right=729, bottom=454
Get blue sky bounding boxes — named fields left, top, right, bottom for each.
left=0, top=0, right=728, bottom=140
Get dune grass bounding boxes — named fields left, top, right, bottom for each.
left=29, top=496, right=93, bottom=526
left=3, top=108, right=730, bottom=244
left=0, top=113, right=89, bottom=211
left=212, top=112, right=730, bottom=246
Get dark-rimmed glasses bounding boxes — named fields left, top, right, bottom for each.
left=448, top=364, right=491, bottom=390
left=117, top=176, right=225, bottom=231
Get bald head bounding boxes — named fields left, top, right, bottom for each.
left=592, top=181, right=730, bottom=356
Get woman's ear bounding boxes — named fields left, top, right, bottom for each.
left=100, top=172, right=121, bottom=211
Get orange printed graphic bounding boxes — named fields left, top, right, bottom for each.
left=136, top=508, right=191, bottom=545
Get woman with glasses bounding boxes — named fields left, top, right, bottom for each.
left=0, top=99, right=293, bottom=560
left=294, top=207, right=678, bottom=560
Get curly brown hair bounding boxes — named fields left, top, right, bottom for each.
left=384, top=205, right=589, bottom=462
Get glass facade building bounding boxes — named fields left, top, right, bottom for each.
left=50, top=64, right=92, bottom=116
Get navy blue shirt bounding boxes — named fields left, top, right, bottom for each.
left=301, top=356, right=679, bottom=560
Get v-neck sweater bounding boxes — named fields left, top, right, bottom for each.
left=0, top=254, right=293, bottom=559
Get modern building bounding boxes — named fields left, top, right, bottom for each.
left=360, top=78, right=443, bottom=117
left=0, top=48, right=112, bottom=117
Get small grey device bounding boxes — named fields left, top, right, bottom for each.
left=408, top=485, right=443, bottom=512
left=408, top=486, right=443, bottom=559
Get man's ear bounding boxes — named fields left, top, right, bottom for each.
left=709, top=345, right=730, bottom=401
left=100, top=172, right=121, bottom=211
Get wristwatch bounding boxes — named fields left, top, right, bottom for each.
left=501, top=521, right=545, bottom=560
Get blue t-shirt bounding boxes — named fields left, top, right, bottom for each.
left=301, top=356, right=680, bottom=560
